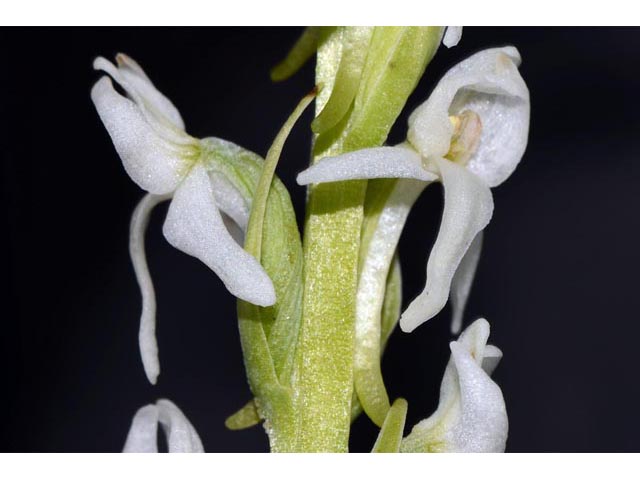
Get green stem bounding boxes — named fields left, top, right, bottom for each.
left=292, top=27, right=443, bottom=452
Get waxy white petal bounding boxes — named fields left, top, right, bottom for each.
left=113, top=54, right=186, bottom=130
left=443, top=27, right=463, bottom=48
left=162, top=163, right=276, bottom=307
left=123, top=399, right=204, bottom=453
left=400, top=158, right=493, bottom=333
left=408, top=47, right=529, bottom=187
left=129, top=193, right=171, bottom=385
left=450, top=231, right=483, bottom=334
left=401, top=319, right=507, bottom=453
left=449, top=340, right=508, bottom=452
left=91, top=77, right=188, bottom=194
left=122, top=404, right=159, bottom=453
left=208, top=170, right=250, bottom=245
left=156, top=399, right=205, bottom=453
left=208, top=171, right=250, bottom=232
left=296, top=146, right=437, bottom=185
left=221, top=213, right=246, bottom=246
left=438, top=318, right=490, bottom=416
left=93, top=56, right=191, bottom=146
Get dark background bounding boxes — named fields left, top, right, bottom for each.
left=2, top=27, right=639, bottom=452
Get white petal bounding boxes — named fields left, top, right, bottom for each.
left=221, top=213, right=245, bottom=246
left=156, top=399, right=204, bottom=453
left=91, top=76, right=189, bottom=194
left=400, top=158, right=493, bottom=333
left=448, top=341, right=508, bottom=452
left=129, top=193, right=171, bottom=385
left=208, top=171, right=250, bottom=232
left=122, top=400, right=204, bottom=453
left=114, top=54, right=185, bottom=130
left=450, top=231, right=483, bottom=334
left=122, top=404, right=159, bottom=453
left=162, top=164, right=276, bottom=306
left=93, top=56, right=190, bottom=146
left=443, top=27, right=463, bottom=48
left=296, top=146, right=437, bottom=185
left=407, top=47, right=529, bottom=187
left=208, top=170, right=250, bottom=246
left=456, top=317, right=490, bottom=360
left=400, top=318, right=504, bottom=453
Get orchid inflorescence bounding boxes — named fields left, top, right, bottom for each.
left=91, top=27, right=529, bottom=453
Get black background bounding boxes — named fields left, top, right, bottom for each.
left=2, top=27, right=640, bottom=452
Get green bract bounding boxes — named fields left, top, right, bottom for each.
left=235, top=92, right=315, bottom=452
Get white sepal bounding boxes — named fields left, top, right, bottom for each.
left=93, top=55, right=190, bottom=145
left=400, top=158, right=493, bottom=333
left=123, top=399, right=204, bottom=453
left=296, top=146, right=437, bottom=185
left=162, top=163, right=276, bottom=307
left=108, top=54, right=186, bottom=131
left=91, top=76, right=189, bottom=195
left=401, top=319, right=507, bottom=453
left=407, top=46, right=529, bottom=187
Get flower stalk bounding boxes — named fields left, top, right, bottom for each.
left=292, top=26, right=444, bottom=451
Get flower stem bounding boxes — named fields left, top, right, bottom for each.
left=292, top=27, right=443, bottom=452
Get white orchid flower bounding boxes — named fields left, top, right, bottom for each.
left=123, top=398, right=204, bottom=453
left=401, top=318, right=507, bottom=452
left=297, top=47, right=529, bottom=333
left=91, top=54, right=276, bottom=384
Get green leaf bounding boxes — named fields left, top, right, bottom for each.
left=313, top=27, right=444, bottom=157
left=311, top=27, right=373, bottom=134
left=271, top=27, right=322, bottom=82
left=346, top=27, right=443, bottom=149
left=372, top=398, right=408, bottom=453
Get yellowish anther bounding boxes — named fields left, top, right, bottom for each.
left=445, top=110, right=482, bottom=165
left=496, top=52, right=512, bottom=73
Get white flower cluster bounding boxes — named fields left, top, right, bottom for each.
left=92, top=38, right=528, bottom=452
